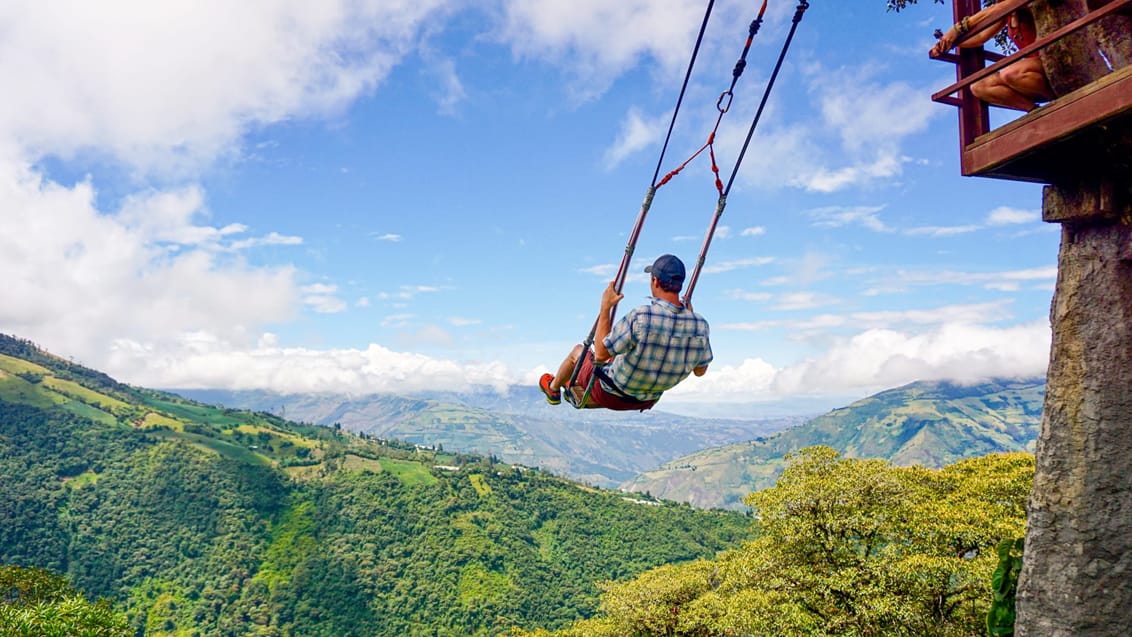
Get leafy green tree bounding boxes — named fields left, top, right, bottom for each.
left=0, top=565, right=131, bottom=637
left=986, top=538, right=1024, bottom=637
left=524, top=448, right=1034, bottom=636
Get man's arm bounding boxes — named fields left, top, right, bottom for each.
left=593, top=282, right=623, bottom=363
left=931, top=6, right=1007, bottom=57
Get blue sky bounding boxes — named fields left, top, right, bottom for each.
left=0, top=0, right=1057, bottom=416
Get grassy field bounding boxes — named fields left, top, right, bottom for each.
left=0, top=373, right=62, bottom=409
left=469, top=473, right=492, bottom=496
left=148, top=429, right=269, bottom=465
left=140, top=396, right=248, bottom=427
left=41, top=376, right=132, bottom=414
left=142, top=412, right=184, bottom=430
left=380, top=458, right=438, bottom=486
left=0, top=353, right=52, bottom=376
left=0, top=353, right=127, bottom=425
left=59, top=400, right=120, bottom=426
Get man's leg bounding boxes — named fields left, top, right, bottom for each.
left=972, top=58, right=1051, bottom=112
left=551, top=344, right=584, bottom=392
left=973, top=73, right=1036, bottom=111
left=1000, top=56, right=1053, bottom=103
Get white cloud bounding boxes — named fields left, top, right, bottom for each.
left=604, top=107, right=670, bottom=168
left=301, top=283, right=339, bottom=295
left=0, top=159, right=298, bottom=366
left=301, top=284, right=347, bottom=314
left=304, top=297, right=348, bottom=314
left=109, top=336, right=516, bottom=394
left=373, top=233, right=403, bottom=242
left=772, top=292, right=840, bottom=311
left=428, top=57, right=467, bottom=116
left=725, top=289, right=773, bottom=302
left=580, top=263, right=618, bottom=277
left=496, top=0, right=707, bottom=100
left=986, top=206, right=1040, bottom=225
left=785, top=321, right=1049, bottom=393
left=703, top=257, right=774, bottom=274
left=400, top=324, right=455, bottom=348
left=801, top=155, right=906, bottom=194
left=732, top=62, right=940, bottom=193
left=904, top=224, right=981, bottom=237
left=740, top=226, right=766, bottom=237
left=228, top=232, right=304, bottom=250
left=817, top=67, right=936, bottom=155
left=449, top=316, right=482, bottom=327
left=851, top=301, right=1015, bottom=327
left=377, top=285, right=442, bottom=301
left=0, top=0, right=451, bottom=175
left=665, top=357, right=779, bottom=399
left=668, top=320, right=1050, bottom=402
left=381, top=313, right=416, bottom=328
left=0, top=0, right=460, bottom=382
left=887, top=266, right=1057, bottom=290
left=903, top=205, right=1040, bottom=236
left=809, top=205, right=891, bottom=232
left=719, top=300, right=1017, bottom=333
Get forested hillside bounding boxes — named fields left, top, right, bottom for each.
left=0, top=335, right=750, bottom=635
left=624, top=378, right=1044, bottom=509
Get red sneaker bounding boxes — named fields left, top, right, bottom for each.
left=539, top=373, right=561, bottom=405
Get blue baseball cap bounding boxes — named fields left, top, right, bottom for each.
left=644, top=254, right=686, bottom=286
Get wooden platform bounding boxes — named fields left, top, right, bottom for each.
left=963, top=63, right=1132, bottom=182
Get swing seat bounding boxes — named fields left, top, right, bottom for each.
left=562, top=385, right=594, bottom=409
left=564, top=352, right=658, bottom=412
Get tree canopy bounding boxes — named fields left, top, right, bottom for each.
left=514, top=447, right=1034, bottom=636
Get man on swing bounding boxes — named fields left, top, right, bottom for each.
left=539, top=254, right=713, bottom=410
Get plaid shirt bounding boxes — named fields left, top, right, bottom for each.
left=601, top=298, right=713, bottom=401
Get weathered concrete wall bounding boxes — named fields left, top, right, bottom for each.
left=1016, top=181, right=1132, bottom=636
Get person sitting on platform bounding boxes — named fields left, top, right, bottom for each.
left=931, top=3, right=1053, bottom=111
left=538, top=254, right=713, bottom=411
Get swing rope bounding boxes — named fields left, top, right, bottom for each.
left=683, top=0, right=810, bottom=306
left=565, top=0, right=720, bottom=403
left=565, top=0, right=809, bottom=408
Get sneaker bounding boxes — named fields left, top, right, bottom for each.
left=539, top=373, right=561, bottom=405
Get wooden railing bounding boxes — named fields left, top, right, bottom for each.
left=933, top=0, right=1132, bottom=110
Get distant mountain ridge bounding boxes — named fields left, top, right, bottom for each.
left=622, top=378, right=1045, bottom=509
left=176, top=387, right=804, bottom=487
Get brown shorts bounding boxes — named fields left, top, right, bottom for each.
left=572, top=350, right=657, bottom=412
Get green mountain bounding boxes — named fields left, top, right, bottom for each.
left=176, top=388, right=803, bottom=488
left=0, top=334, right=751, bottom=636
left=622, top=378, right=1045, bottom=510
